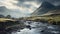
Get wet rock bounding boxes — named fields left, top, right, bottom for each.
left=28, top=22, right=31, bottom=24
left=20, top=27, right=24, bottom=29
left=18, top=30, right=20, bottom=32
left=26, top=25, right=31, bottom=30
left=41, top=30, right=45, bottom=32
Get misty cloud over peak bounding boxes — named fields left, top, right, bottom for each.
left=0, top=0, right=60, bottom=18
left=32, top=1, right=60, bottom=16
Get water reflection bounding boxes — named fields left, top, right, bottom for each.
left=12, top=28, right=40, bottom=34
left=12, top=21, right=60, bottom=34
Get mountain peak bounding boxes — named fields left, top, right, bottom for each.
left=32, top=1, right=60, bottom=16
left=40, top=1, right=55, bottom=8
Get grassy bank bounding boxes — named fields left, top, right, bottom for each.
left=0, top=18, right=26, bottom=32
left=25, top=15, right=60, bottom=25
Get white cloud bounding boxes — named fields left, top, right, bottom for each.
left=23, top=1, right=41, bottom=13
left=24, top=1, right=40, bottom=8
left=0, top=0, right=40, bottom=13
left=0, top=0, right=18, bottom=9
left=0, top=0, right=40, bottom=17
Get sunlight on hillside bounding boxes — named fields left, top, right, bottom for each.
left=0, top=18, right=15, bottom=22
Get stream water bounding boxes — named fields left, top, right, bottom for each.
left=12, top=21, right=60, bottom=34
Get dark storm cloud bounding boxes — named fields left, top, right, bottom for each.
left=15, top=0, right=60, bottom=7
left=16, top=0, right=41, bottom=4
left=0, top=0, right=60, bottom=18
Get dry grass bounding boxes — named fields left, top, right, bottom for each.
left=0, top=18, right=16, bottom=22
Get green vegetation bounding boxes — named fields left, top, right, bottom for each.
left=25, top=15, right=60, bottom=25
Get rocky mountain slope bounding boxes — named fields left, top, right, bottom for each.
left=32, top=1, right=60, bottom=16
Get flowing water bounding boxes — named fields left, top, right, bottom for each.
left=12, top=21, right=60, bottom=34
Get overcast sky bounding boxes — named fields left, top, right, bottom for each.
left=0, top=0, right=60, bottom=18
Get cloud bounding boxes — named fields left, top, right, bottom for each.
left=13, top=0, right=60, bottom=13
left=16, top=0, right=60, bottom=5
left=0, top=6, right=29, bottom=18
left=0, top=0, right=60, bottom=18
left=13, top=0, right=41, bottom=13
left=0, top=0, right=20, bottom=11
left=0, top=0, right=33, bottom=18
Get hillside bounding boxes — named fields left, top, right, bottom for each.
left=32, top=1, right=60, bottom=16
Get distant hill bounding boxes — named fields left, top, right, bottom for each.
left=0, top=15, right=5, bottom=18
left=32, top=1, right=60, bottom=16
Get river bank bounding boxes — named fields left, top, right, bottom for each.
left=23, top=15, right=60, bottom=25
left=0, top=18, right=26, bottom=34
left=0, top=17, right=60, bottom=34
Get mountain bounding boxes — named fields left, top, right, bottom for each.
left=0, top=6, right=7, bottom=12
left=32, top=1, right=60, bottom=16
left=40, top=1, right=55, bottom=8
left=0, top=14, right=5, bottom=18
left=44, top=6, right=60, bottom=15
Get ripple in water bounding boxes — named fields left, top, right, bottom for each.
left=12, top=21, right=60, bottom=34
left=12, top=28, right=40, bottom=34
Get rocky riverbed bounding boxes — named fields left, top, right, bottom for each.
left=11, top=21, right=60, bottom=34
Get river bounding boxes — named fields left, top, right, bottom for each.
left=11, top=21, right=60, bottom=34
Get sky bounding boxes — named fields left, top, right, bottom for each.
left=0, top=0, right=60, bottom=18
